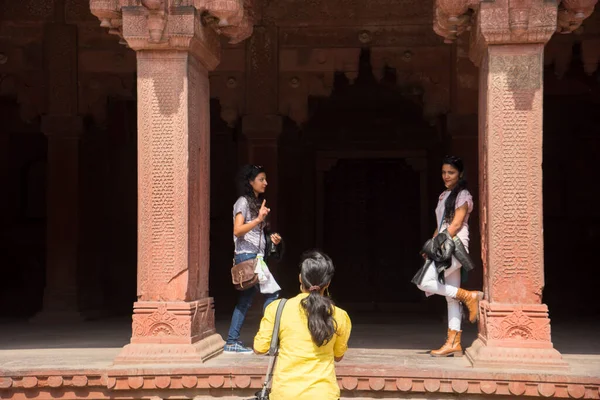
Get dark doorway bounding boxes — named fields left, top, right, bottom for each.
left=322, top=158, right=422, bottom=310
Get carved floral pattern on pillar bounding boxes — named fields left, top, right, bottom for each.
left=487, top=308, right=551, bottom=342
left=132, top=303, right=189, bottom=337
left=557, top=0, right=598, bottom=34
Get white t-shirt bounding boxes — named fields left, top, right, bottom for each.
left=435, top=189, right=473, bottom=250
left=233, top=196, right=266, bottom=256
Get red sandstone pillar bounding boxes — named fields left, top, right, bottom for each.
left=90, top=1, right=254, bottom=363
left=462, top=1, right=568, bottom=369
left=114, top=49, right=225, bottom=363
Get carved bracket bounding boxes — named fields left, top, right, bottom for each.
left=201, top=0, right=254, bottom=43
left=557, top=0, right=598, bottom=34
left=89, top=0, right=256, bottom=69
left=433, top=0, right=479, bottom=43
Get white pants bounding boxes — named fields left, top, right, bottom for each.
left=417, top=258, right=462, bottom=331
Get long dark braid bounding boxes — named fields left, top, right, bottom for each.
left=299, top=250, right=337, bottom=347
left=442, top=155, right=468, bottom=224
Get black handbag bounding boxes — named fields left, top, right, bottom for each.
left=247, top=298, right=287, bottom=400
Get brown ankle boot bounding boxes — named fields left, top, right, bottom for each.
left=455, top=288, right=484, bottom=323
left=431, top=329, right=463, bottom=357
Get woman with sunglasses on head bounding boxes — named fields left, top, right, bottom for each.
left=415, top=155, right=483, bottom=357
left=254, top=250, right=352, bottom=400
left=224, top=164, right=284, bottom=354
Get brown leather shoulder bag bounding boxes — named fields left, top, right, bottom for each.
left=231, top=224, right=262, bottom=290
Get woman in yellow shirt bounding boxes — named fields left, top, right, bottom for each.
left=254, top=250, right=352, bottom=400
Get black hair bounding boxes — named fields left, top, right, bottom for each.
left=236, top=164, right=266, bottom=219
left=442, top=155, right=468, bottom=224
left=299, top=250, right=337, bottom=347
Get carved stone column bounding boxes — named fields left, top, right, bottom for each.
left=35, top=18, right=83, bottom=321
left=435, top=0, right=568, bottom=369
left=90, top=0, right=254, bottom=363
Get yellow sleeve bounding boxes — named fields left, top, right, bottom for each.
left=253, top=300, right=280, bottom=354
left=333, top=309, right=352, bottom=358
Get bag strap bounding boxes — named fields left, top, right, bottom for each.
left=268, top=298, right=286, bottom=356
left=259, top=298, right=287, bottom=397
left=438, top=209, right=446, bottom=232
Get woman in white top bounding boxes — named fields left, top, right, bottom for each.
left=417, top=155, right=483, bottom=357
left=225, top=164, right=284, bottom=354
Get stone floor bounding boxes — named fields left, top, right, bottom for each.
left=1, top=311, right=599, bottom=377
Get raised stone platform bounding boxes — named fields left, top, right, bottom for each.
left=1, top=315, right=599, bottom=399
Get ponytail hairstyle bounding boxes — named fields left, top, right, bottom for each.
left=299, top=250, right=337, bottom=347
left=442, top=155, right=468, bottom=224
left=235, top=164, right=266, bottom=219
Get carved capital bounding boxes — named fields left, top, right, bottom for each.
left=469, top=0, right=558, bottom=65
left=90, top=0, right=256, bottom=70
left=557, top=0, right=598, bottom=34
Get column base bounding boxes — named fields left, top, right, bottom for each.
left=113, top=333, right=225, bottom=364
left=113, top=299, right=225, bottom=365
left=466, top=338, right=568, bottom=370
left=465, top=301, right=569, bottom=370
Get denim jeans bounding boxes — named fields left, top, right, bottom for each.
left=226, top=253, right=280, bottom=345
